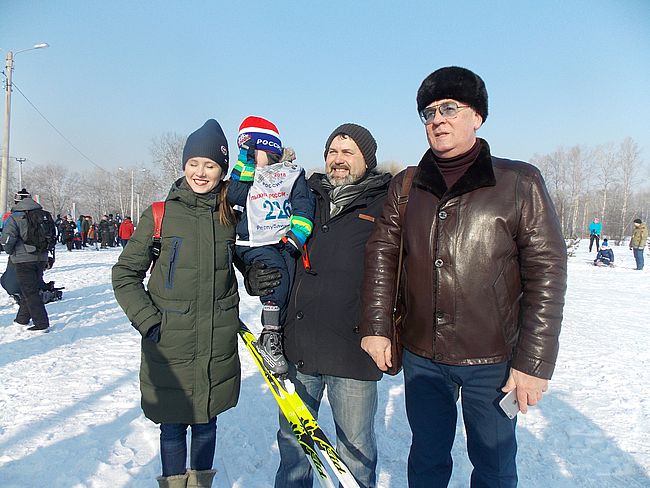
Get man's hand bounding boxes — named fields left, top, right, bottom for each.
left=361, top=336, right=392, bottom=372
left=502, top=368, right=549, bottom=414
left=244, top=261, right=281, bottom=296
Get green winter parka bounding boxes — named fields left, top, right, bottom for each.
left=112, top=178, right=241, bottom=424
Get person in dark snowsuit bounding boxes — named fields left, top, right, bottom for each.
left=0, top=189, right=51, bottom=331
left=594, top=239, right=614, bottom=266
left=227, top=116, right=314, bottom=375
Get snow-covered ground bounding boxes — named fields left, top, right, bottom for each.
left=0, top=240, right=648, bottom=487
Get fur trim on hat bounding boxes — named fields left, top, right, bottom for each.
left=417, top=66, right=488, bottom=122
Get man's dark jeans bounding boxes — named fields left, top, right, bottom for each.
left=403, top=350, right=517, bottom=487
left=15, top=261, right=49, bottom=327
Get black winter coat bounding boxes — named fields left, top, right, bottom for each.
left=283, top=171, right=392, bottom=381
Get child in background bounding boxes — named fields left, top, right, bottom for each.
left=227, top=116, right=315, bottom=375
left=594, top=238, right=614, bottom=266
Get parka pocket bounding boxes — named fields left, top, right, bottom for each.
left=211, top=291, right=241, bottom=359
left=143, top=297, right=195, bottom=363
left=165, top=237, right=183, bottom=289
left=158, top=297, right=193, bottom=330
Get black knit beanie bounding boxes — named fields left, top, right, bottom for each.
left=324, top=123, right=377, bottom=170
left=416, top=66, right=488, bottom=122
left=182, top=119, right=230, bottom=172
left=14, top=188, right=31, bottom=203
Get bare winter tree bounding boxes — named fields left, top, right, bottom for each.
left=21, top=164, right=78, bottom=215
left=591, top=143, right=619, bottom=237
left=565, top=145, right=589, bottom=237
left=534, top=149, right=569, bottom=234
left=377, top=160, right=406, bottom=176
left=150, top=132, right=185, bottom=193
left=616, top=137, right=640, bottom=242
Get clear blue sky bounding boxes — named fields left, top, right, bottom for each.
left=2, top=1, right=649, bottom=175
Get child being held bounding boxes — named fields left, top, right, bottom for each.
left=227, top=116, right=315, bottom=375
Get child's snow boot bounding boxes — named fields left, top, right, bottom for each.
left=258, top=326, right=288, bottom=375
left=257, top=302, right=288, bottom=375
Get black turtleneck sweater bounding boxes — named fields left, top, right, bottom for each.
left=434, top=139, right=481, bottom=190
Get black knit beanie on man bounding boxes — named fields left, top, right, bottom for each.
left=324, top=123, right=378, bottom=170
left=416, top=66, right=489, bottom=122
left=182, top=119, right=230, bottom=173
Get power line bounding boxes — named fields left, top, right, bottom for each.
left=2, top=70, right=110, bottom=174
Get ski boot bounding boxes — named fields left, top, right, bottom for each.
left=257, top=302, right=288, bottom=376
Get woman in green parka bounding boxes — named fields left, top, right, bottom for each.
left=112, top=119, right=239, bottom=488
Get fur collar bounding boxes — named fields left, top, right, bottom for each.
left=413, top=138, right=496, bottom=200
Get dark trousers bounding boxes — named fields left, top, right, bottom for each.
left=237, top=243, right=297, bottom=326
left=14, top=261, right=49, bottom=327
left=589, top=234, right=600, bottom=252
left=160, top=417, right=217, bottom=476
left=403, top=350, right=517, bottom=488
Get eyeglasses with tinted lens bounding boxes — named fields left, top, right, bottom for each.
left=419, top=102, right=470, bottom=124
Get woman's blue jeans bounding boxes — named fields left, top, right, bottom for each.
left=274, top=363, right=378, bottom=488
left=160, top=417, right=217, bottom=476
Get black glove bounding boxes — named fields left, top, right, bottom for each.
left=244, top=261, right=282, bottom=296
left=145, top=323, right=161, bottom=343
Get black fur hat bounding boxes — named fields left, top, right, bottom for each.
left=416, top=67, right=488, bottom=122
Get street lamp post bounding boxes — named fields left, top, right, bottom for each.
left=1, top=43, right=49, bottom=215
left=15, top=157, right=26, bottom=189
left=130, top=168, right=134, bottom=219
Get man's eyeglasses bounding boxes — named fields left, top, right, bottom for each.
left=419, top=102, right=470, bottom=124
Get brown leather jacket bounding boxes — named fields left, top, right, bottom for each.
left=360, top=140, right=567, bottom=379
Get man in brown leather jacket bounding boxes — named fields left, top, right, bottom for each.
left=360, top=67, right=567, bottom=487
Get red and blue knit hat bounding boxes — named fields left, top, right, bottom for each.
left=237, top=116, right=282, bottom=156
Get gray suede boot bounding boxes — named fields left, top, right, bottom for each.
left=187, top=469, right=217, bottom=488
left=156, top=472, right=188, bottom=488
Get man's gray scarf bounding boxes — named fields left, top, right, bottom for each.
left=320, top=171, right=387, bottom=218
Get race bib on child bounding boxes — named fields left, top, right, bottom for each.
left=241, top=162, right=303, bottom=246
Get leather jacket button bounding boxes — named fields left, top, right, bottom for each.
left=434, top=259, right=444, bottom=268
left=438, top=211, right=448, bottom=220
left=297, top=360, right=304, bottom=368
left=296, top=311, right=304, bottom=320
left=353, top=326, right=360, bottom=333
left=322, top=224, right=329, bottom=232
left=434, top=353, right=442, bottom=361
left=436, top=311, right=444, bottom=319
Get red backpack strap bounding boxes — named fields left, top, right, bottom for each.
left=149, top=201, right=165, bottom=271
left=151, top=201, right=165, bottom=239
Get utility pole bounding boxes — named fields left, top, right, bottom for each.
left=1, top=43, right=48, bottom=215
left=1, top=51, right=14, bottom=216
